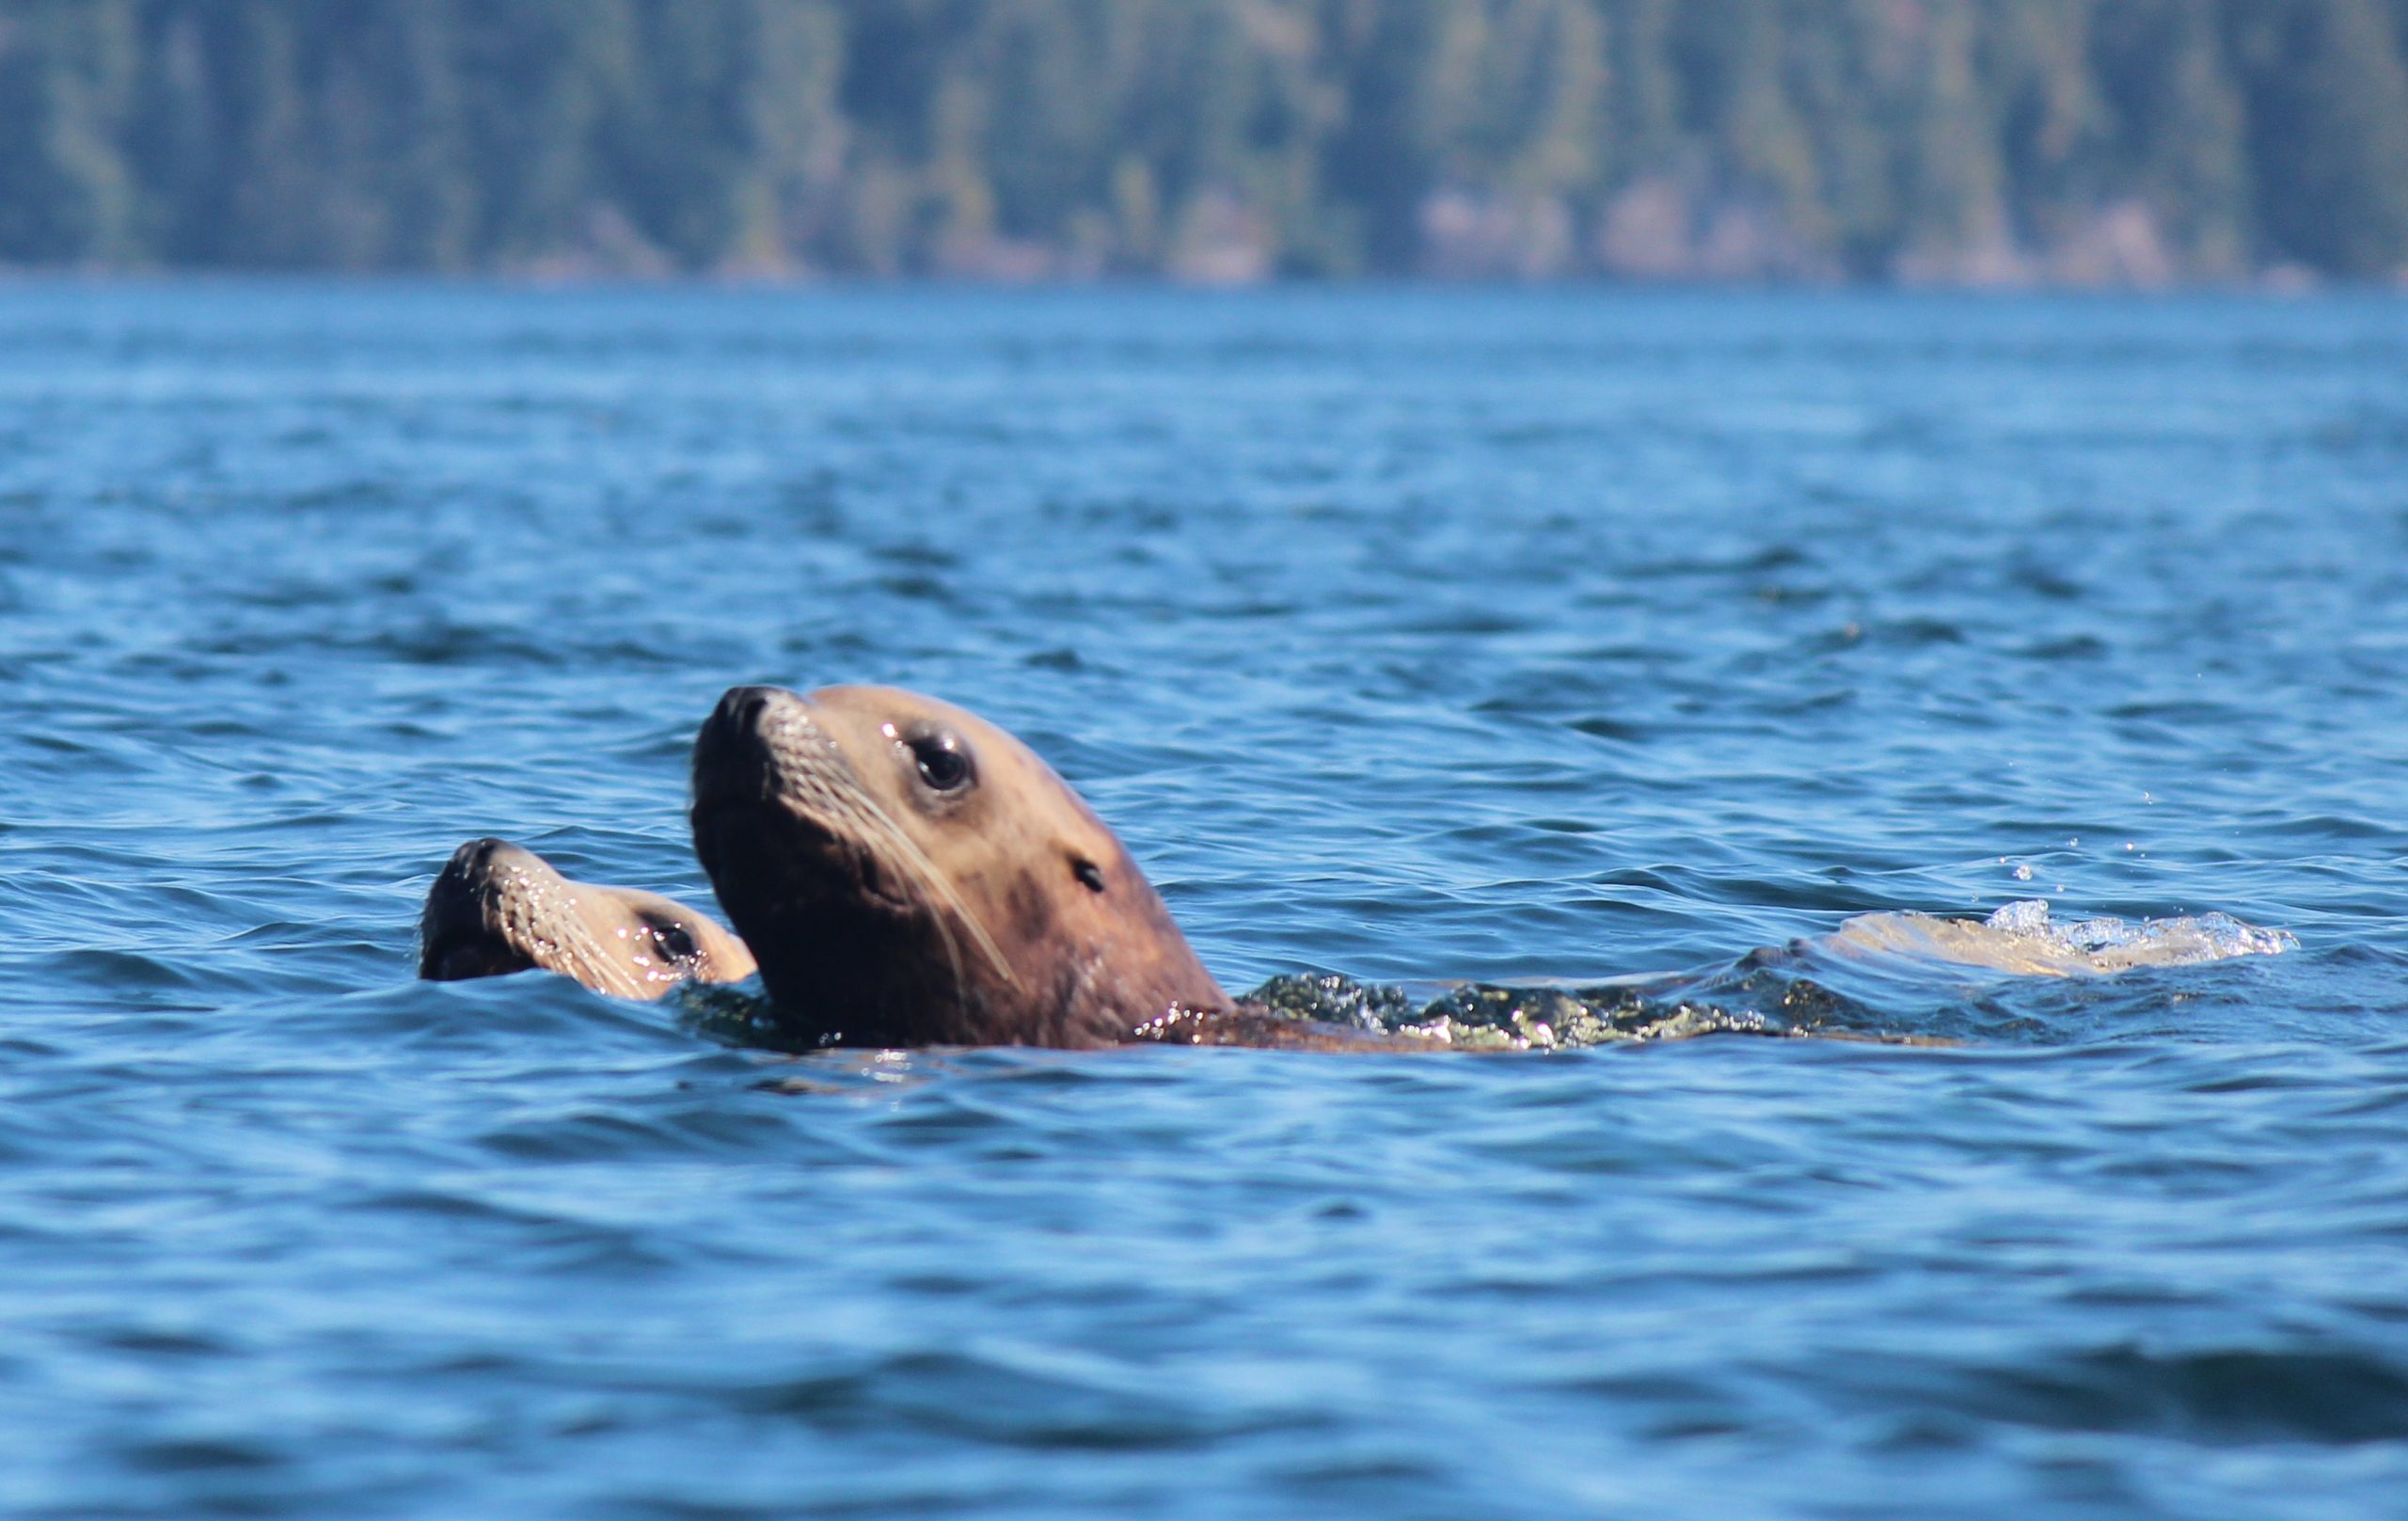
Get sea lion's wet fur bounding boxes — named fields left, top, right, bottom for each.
left=419, top=837, right=756, bottom=999
left=690, top=685, right=1230, bottom=1047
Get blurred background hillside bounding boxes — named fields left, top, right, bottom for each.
left=4, top=0, right=2406, bottom=284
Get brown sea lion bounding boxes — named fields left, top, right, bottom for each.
left=690, top=683, right=1255, bottom=1048
left=684, top=683, right=2295, bottom=1052
left=418, top=837, right=756, bottom=1000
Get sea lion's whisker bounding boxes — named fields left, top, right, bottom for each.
left=509, top=883, right=649, bottom=999
left=839, top=784, right=1021, bottom=992
left=822, top=784, right=969, bottom=994
left=771, top=761, right=976, bottom=995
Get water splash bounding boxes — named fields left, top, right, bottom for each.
left=1980, top=898, right=2300, bottom=967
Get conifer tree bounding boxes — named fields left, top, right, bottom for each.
left=0, top=0, right=2403, bottom=280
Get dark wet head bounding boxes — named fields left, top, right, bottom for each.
left=689, top=684, right=1228, bottom=1046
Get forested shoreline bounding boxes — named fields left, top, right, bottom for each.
left=4, top=0, right=2407, bottom=283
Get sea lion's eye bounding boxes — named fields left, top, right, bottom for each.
left=908, top=732, right=974, bottom=792
left=655, top=925, right=696, bottom=960
left=1072, top=858, right=1106, bottom=894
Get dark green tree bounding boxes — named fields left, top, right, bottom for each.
left=0, top=0, right=2403, bottom=280
left=2225, top=0, right=2408, bottom=274
left=0, top=0, right=138, bottom=262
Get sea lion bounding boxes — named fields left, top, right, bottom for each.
left=418, top=836, right=756, bottom=1000
left=684, top=682, right=2294, bottom=1051
left=689, top=683, right=1243, bottom=1048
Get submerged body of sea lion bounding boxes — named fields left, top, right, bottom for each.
left=1812, top=900, right=2295, bottom=976
left=418, top=836, right=755, bottom=1000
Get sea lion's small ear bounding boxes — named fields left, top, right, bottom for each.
left=1071, top=856, right=1106, bottom=894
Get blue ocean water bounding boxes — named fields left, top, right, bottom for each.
left=3, top=282, right=2406, bottom=1518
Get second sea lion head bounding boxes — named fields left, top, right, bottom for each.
left=419, top=836, right=754, bottom=998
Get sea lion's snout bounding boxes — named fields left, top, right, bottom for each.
left=422, top=936, right=530, bottom=982
left=694, top=685, right=808, bottom=803
left=440, top=836, right=545, bottom=881
left=691, top=683, right=859, bottom=921
left=713, top=685, right=781, bottom=735
left=418, top=837, right=554, bottom=980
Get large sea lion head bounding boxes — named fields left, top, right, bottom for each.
left=689, top=684, right=1231, bottom=1047
left=419, top=837, right=756, bottom=999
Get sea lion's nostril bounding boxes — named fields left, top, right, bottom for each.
left=450, top=836, right=508, bottom=872
left=715, top=686, right=778, bottom=733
